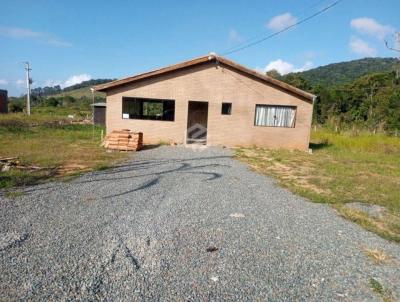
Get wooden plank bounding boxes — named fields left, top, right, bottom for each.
left=0, top=157, right=19, bottom=162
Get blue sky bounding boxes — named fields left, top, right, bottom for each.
left=0, top=0, right=399, bottom=96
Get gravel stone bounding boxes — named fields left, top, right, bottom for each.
left=0, top=146, right=399, bottom=301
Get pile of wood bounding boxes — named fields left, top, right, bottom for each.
left=0, top=157, right=19, bottom=172
left=0, top=157, right=49, bottom=172
left=102, top=129, right=143, bottom=151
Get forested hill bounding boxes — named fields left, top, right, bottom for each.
left=31, top=79, right=114, bottom=97
left=275, top=58, right=400, bottom=132
left=291, top=57, right=399, bottom=87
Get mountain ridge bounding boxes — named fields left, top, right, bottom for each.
left=28, top=57, right=400, bottom=97
left=287, top=57, right=399, bottom=87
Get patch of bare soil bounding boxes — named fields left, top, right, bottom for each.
left=346, top=202, right=388, bottom=219
left=1, top=157, right=91, bottom=179
left=240, top=150, right=332, bottom=195
left=0, top=157, right=58, bottom=180
left=56, top=163, right=90, bottom=176
left=337, top=204, right=400, bottom=242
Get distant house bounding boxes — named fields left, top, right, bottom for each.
left=95, top=54, right=315, bottom=150
left=0, top=89, right=8, bottom=113
left=91, top=102, right=106, bottom=125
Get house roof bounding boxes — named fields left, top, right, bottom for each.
left=91, top=102, right=107, bottom=107
left=94, top=54, right=316, bottom=101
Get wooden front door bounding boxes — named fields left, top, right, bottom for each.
left=187, top=101, right=208, bottom=144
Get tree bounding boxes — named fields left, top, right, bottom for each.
left=266, top=69, right=281, bottom=79
left=281, top=74, right=312, bottom=92
left=386, top=92, right=400, bottom=131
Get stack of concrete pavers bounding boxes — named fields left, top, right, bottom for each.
left=103, top=129, right=143, bottom=151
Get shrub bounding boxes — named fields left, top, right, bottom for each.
left=9, top=100, right=25, bottom=113
left=45, top=97, right=61, bottom=107
left=0, top=119, right=30, bottom=132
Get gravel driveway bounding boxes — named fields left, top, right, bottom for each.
left=1, top=146, right=399, bottom=301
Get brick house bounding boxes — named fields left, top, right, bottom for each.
left=95, top=54, right=315, bottom=150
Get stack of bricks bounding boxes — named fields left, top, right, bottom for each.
left=103, top=129, right=143, bottom=151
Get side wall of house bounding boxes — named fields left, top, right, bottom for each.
left=105, top=62, right=313, bottom=150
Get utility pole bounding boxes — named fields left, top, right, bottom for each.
left=24, top=62, right=32, bottom=115
left=397, top=32, right=400, bottom=79
left=90, top=88, right=95, bottom=139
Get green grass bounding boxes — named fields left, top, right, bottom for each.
left=369, top=277, right=393, bottom=302
left=31, top=106, right=91, bottom=119
left=4, top=190, right=25, bottom=198
left=0, top=169, right=49, bottom=189
left=0, top=111, right=127, bottom=190
left=236, top=129, right=400, bottom=242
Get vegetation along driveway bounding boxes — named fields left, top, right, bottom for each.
left=0, top=146, right=399, bottom=301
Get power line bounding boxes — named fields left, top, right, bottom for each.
left=385, top=32, right=400, bottom=53
left=385, top=32, right=400, bottom=79
left=222, top=0, right=343, bottom=56
left=290, top=0, right=332, bottom=18
left=223, top=0, right=331, bottom=54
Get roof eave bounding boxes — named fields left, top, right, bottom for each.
left=94, top=55, right=213, bottom=92
left=94, top=54, right=315, bottom=101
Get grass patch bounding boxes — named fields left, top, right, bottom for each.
left=369, top=278, right=393, bottom=302
left=0, top=169, right=50, bottom=188
left=0, top=111, right=128, bottom=190
left=4, top=190, right=25, bottom=198
left=235, top=129, right=400, bottom=242
left=363, top=248, right=391, bottom=264
left=94, top=163, right=112, bottom=171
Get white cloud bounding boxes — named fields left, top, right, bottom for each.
left=299, top=61, right=314, bottom=71
left=265, top=59, right=295, bottom=74
left=0, top=79, right=8, bottom=85
left=258, top=59, right=313, bottom=75
left=44, top=79, right=62, bottom=87
left=15, top=79, right=25, bottom=86
left=63, top=74, right=91, bottom=87
left=349, top=37, right=377, bottom=57
left=37, top=74, right=92, bottom=89
left=0, top=26, right=72, bottom=47
left=350, top=17, right=394, bottom=40
left=228, top=29, right=244, bottom=44
left=267, top=13, right=297, bottom=31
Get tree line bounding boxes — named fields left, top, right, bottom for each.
left=8, top=95, right=105, bottom=113
left=268, top=69, right=400, bottom=133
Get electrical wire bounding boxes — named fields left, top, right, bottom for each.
left=222, top=0, right=331, bottom=55
left=222, top=0, right=343, bottom=56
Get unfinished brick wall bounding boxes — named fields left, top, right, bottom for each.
left=105, top=62, right=313, bottom=150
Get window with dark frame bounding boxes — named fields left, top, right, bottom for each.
left=254, top=105, right=296, bottom=128
left=122, top=97, right=175, bottom=121
left=221, top=102, right=232, bottom=115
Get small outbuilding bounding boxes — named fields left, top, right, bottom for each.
left=95, top=54, right=315, bottom=150
left=91, top=102, right=106, bottom=125
left=0, top=89, right=8, bottom=113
